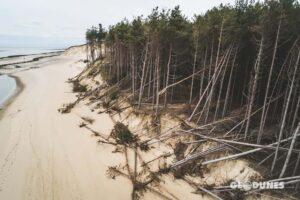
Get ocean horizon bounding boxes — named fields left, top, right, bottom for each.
left=0, top=46, right=64, bottom=107
left=0, top=46, right=64, bottom=58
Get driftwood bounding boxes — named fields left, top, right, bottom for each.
left=186, top=132, right=300, bottom=154
left=158, top=67, right=206, bottom=96
left=272, top=50, right=300, bottom=173
left=171, top=145, right=227, bottom=168
left=280, top=123, right=300, bottom=178
left=141, top=153, right=172, bottom=167
left=202, top=133, right=300, bottom=165
left=84, top=125, right=109, bottom=140
left=183, top=177, right=224, bottom=200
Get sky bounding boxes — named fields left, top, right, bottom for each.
left=0, top=0, right=235, bottom=48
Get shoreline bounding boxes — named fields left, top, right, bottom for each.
left=0, top=51, right=63, bottom=68
left=0, top=50, right=64, bottom=60
left=0, top=49, right=65, bottom=119
left=0, top=47, right=69, bottom=115
left=0, top=49, right=63, bottom=117
left=0, top=74, right=24, bottom=120
left=0, top=44, right=86, bottom=60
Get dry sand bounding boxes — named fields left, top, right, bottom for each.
left=0, top=47, right=135, bottom=200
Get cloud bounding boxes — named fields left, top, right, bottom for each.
left=1, top=0, right=235, bottom=47
left=13, top=20, right=42, bottom=29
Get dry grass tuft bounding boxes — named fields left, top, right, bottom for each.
left=79, top=122, right=87, bottom=128
left=72, top=80, right=87, bottom=93
left=139, top=143, right=150, bottom=152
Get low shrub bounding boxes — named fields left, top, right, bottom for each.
left=110, top=122, right=136, bottom=145
left=72, top=80, right=87, bottom=93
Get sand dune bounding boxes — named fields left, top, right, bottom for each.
left=0, top=45, right=207, bottom=200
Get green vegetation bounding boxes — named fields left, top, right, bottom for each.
left=110, top=122, right=136, bottom=145
left=72, top=80, right=87, bottom=93
left=86, top=0, right=300, bottom=187
left=86, top=24, right=106, bottom=62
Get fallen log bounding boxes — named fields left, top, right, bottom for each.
left=141, top=153, right=172, bottom=167
left=187, top=132, right=300, bottom=153
left=171, top=145, right=227, bottom=168
left=202, top=134, right=300, bottom=165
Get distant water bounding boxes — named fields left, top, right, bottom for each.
left=0, top=75, right=16, bottom=107
left=0, top=47, right=62, bottom=58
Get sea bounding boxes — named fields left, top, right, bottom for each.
left=0, top=47, right=61, bottom=107
left=0, top=75, right=16, bottom=107
left=0, top=47, right=61, bottom=58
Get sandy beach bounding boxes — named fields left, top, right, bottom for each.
left=0, top=47, right=136, bottom=200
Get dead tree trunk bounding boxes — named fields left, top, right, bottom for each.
left=164, top=45, right=173, bottom=107
left=155, top=49, right=160, bottom=115
left=196, top=48, right=232, bottom=123
left=244, top=37, right=264, bottom=139
left=271, top=50, right=300, bottom=173
left=222, top=47, right=237, bottom=118
left=280, top=123, right=300, bottom=178
left=207, top=20, right=224, bottom=116
left=203, top=40, right=215, bottom=123
left=131, top=49, right=136, bottom=99
left=257, top=19, right=282, bottom=143
left=291, top=96, right=300, bottom=130
left=138, top=43, right=149, bottom=108
left=199, top=48, right=208, bottom=96
left=213, top=46, right=231, bottom=120
left=206, top=23, right=225, bottom=121
left=188, top=47, right=230, bottom=122
left=189, top=39, right=199, bottom=104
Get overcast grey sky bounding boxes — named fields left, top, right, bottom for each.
left=0, top=0, right=235, bottom=47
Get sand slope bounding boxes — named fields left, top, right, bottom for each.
left=0, top=45, right=205, bottom=200
left=0, top=48, right=132, bottom=200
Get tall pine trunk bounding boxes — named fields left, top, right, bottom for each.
left=271, top=50, right=300, bottom=173
left=244, top=37, right=264, bottom=139
left=164, top=45, right=173, bottom=107
left=190, top=39, right=199, bottom=104
left=257, top=19, right=281, bottom=143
